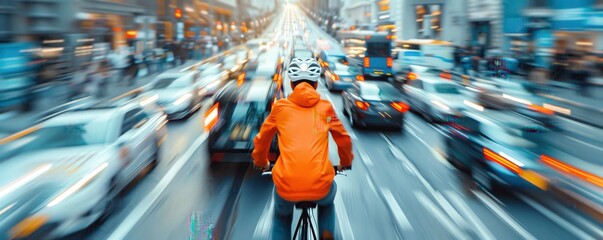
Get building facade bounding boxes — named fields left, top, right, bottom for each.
left=468, top=0, right=503, bottom=54
left=398, top=0, right=468, bottom=45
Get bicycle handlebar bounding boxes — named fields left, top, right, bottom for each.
left=260, top=165, right=351, bottom=176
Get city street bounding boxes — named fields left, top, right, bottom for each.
left=2, top=1, right=603, bottom=240
left=53, top=11, right=602, bottom=240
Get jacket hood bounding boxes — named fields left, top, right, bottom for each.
left=288, top=82, right=320, bottom=108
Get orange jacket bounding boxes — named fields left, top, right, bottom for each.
left=252, top=82, right=354, bottom=201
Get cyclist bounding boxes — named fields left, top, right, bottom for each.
left=252, top=58, right=354, bottom=239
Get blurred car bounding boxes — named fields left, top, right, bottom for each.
left=197, top=63, right=229, bottom=95
left=342, top=81, right=409, bottom=130
left=403, top=66, right=465, bottom=123
left=325, top=62, right=360, bottom=91
left=443, top=109, right=550, bottom=192
left=317, top=49, right=349, bottom=76
left=0, top=102, right=167, bottom=239
left=205, top=79, right=280, bottom=162
left=222, top=54, right=245, bottom=78
left=293, top=48, right=314, bottom=59
left=472, top=80, right=556, bottom=127
left=141, top=70, right=206, bottom=120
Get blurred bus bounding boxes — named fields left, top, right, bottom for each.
left=339, top=31, right=393, bottom=79
left=392, top=39, right=454, bottom=71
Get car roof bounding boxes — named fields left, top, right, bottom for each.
left=155, top=70, right=195, bottom=79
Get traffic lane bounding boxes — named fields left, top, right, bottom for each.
left=385, top=109, right=602, bottom=239
left=74, top=106, right=208, bottom=240
left=224, top=136, right=403, bottom=240
left=323, top=86, right=595, bottom=239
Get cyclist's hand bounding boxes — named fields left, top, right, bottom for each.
left=337, top=165, right=350, bottom=172
left=255, top=164, right=270, bottom=172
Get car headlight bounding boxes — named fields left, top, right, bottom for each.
left=173, top=93, right=192, bottom=106
left=46, top=162, right=108, bottom=207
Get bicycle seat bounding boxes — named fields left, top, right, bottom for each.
left=295, top=201, right=317, bottom=209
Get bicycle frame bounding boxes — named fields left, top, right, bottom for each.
left=293, top=207, right=317, bottom=240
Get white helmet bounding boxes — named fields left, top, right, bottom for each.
left=287, top=58, right=321, bottom=83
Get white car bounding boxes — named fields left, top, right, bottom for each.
left=0, top=101, right=167, bottom=239
left=404, top=66, right=466, bottom=122
left=142, top=70, right=210, bottom=120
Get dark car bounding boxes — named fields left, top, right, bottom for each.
left=443, top=109, right=550, bottom=193
left=206, top=79, right=281, bottom=163
left=342, top=81, right=409, bottom=130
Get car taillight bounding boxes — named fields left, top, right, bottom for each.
left=483, top=148, right=523, bottom=174
left=440, top=72, right=452, bottom=80
left=387, top=57, right=393, bottom=68
left=541, top=155, right=603, bottom=188
left=391, top=102, right=409, bottom=112
left=407, top=72, right=417, bottom=81
left=529, top=104, right=554, bottom=115
left=356, top=75, right=364, bottom=81
left=332, top=73, right=340, bottom=81
left=237, top=73, right=245, bottom=86
left=204, top=103, right=219, bottom=131
left=364, top=57, right=370, bottom=68
left=355, top=101, right=370, bottom=111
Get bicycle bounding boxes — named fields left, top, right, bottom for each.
left=261, top=165, right=351, bottom=240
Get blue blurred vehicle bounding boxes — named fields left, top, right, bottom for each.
left=0, top=43, right=37, bottom=113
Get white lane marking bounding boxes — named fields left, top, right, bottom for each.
left=334, top=190, right=355, bottom=240
left=358, top=147, right=374, bottom=167
left=380, top=188, right=414, bottom=232
left=446, top=191, right=496, bottom=240
left=404, top=126, right=453, bottom=169
left=365, top=174, right=377, bottom=195
left=405, top=119, right=423, bottom=134
left=415, top=191, right=468, bottom=239
left=545, top=198, right=603, bottom=237
left=473, top=190, right=537, bottom=240
left=381, top=133, right=468, bottom=228
left=253, top=187, right=275, bottom=239
left=517, top=195, right=595, bottom=240
left=107, top=134, right=208, bottom=240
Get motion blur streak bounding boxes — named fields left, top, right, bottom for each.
left=541, top=155, right=603, bottom=188
left=47, top=162, right=108, bottom=207
left=0, top=164, right=51, bottom=198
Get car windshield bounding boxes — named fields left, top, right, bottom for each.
left=335, top=64, right=359, bottom=74
left=295, top=50, right=313, bottom=59
left=360, top=83, right=400, bottom=100
left=432, top=83, right=460, bottom=94
left=19, top=119, right=112, bottom=152
left=481, top=122, right=538, bottom=148
left=151, top=77, right=190, bottom=89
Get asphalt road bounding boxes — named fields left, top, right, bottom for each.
left=68, top=9, right=603, bottom=240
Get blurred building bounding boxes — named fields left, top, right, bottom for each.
left=503, top=0, right=603, bottom=68
left=341, top=0, right=376, bottom=30
left=468, top=0, right=503, bottom=55
left=396, top=0, right=469, bottom=45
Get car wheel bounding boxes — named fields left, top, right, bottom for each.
left=472, top=163, right=504, bottom=194
left=349, top=111, right=360, bottom=129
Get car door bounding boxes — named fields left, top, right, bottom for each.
left=118, top=108, right=154, bottom=181
left=404, top=79, right=423, bottom=108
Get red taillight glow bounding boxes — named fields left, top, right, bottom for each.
left=529, top=104, right=554, bottom=115
left=355, top=101, right=370, bottom=111
left=387, top=57, right=393, bottom=68
left=356, top=75, right=365, bottom=81
left=391, top=102, right=409, bottom=112
left=440, top=72, right=452, bottom=80
left=237, top=73, right=245, bottom=86
left=483, top=148, right=522, bottom=174
left=204, top=103, right=219, bottom=131
left=407, top=72, right=417, bottom=81
left=541, top=155, right=603, bottom=188
left=364, top=57, right=370, bottom=68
